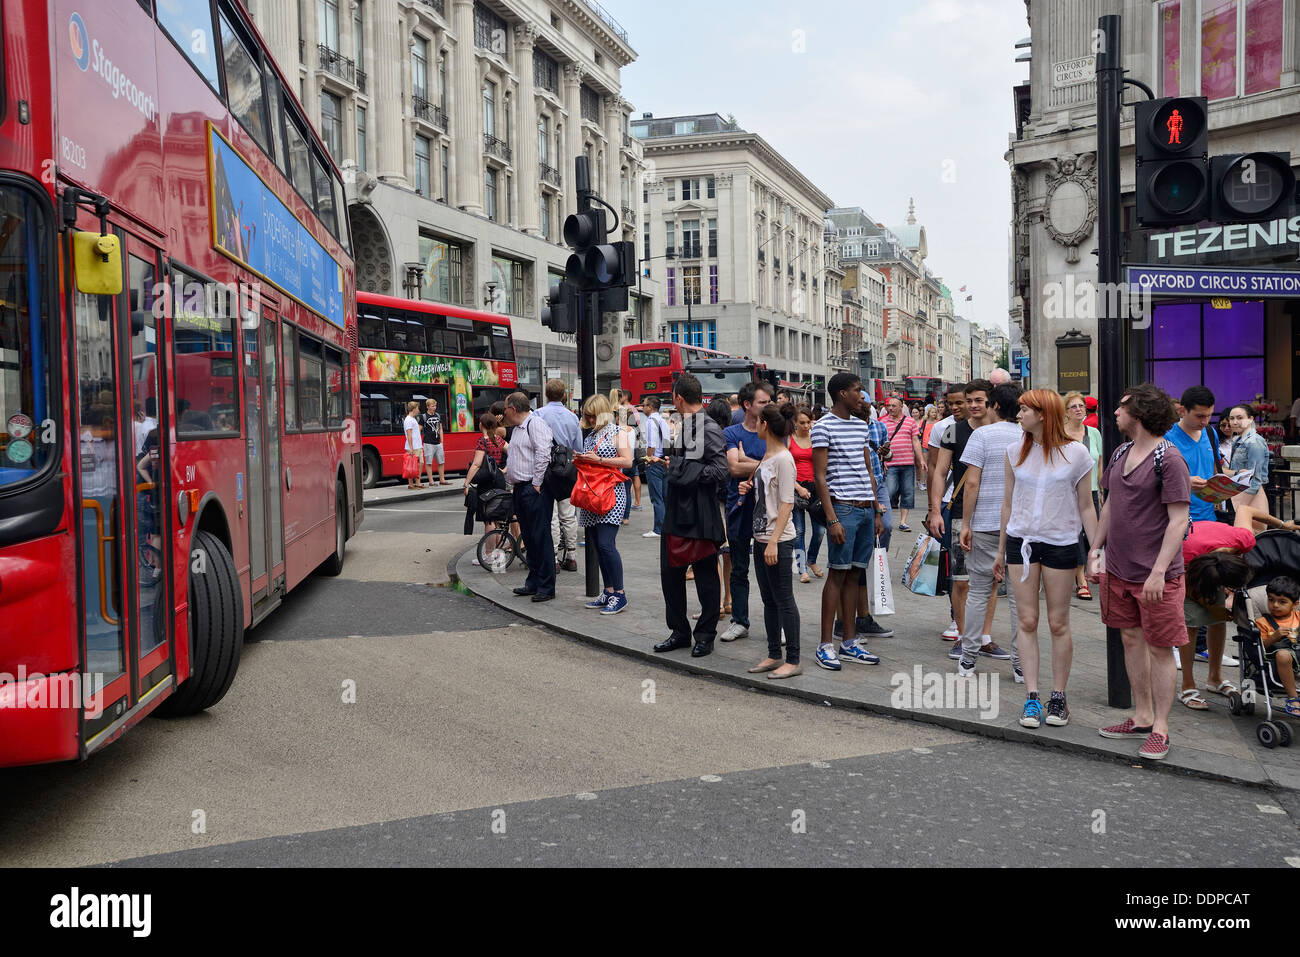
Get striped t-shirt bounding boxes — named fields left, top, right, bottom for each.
left=810, top=413, right=876, bottom=501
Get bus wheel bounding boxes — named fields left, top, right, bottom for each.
left=155, top=530, right=243, bottom=717
left=362, top=449, right=380, bottom=489
left=319, top=483, right=347, bottom=577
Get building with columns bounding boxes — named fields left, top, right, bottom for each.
left=632, top=113, right=836, bottom=392
left=246, top=0, right=658, bottom=399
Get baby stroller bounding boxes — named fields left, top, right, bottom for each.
left=1226, top=529, right=1300, bottom=748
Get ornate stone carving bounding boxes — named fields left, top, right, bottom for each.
left=563, top=62, right=586, bottom=86
left=513, top=22, right=539, bottom=49
left=1043, top=152, right=1097, bottom=264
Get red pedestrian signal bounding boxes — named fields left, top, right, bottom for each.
left=1136, top=97, right=1209, bottom=227
left=1166, top=108, right=1183, bottom=146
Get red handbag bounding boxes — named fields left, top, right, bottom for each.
left=571, top=461, right=623, bottom=515
left=666, top=534, right=718, bottom=568
left=402, top=451, right=420, bottom=480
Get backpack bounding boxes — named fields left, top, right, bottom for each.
left=525, top=416, right=577, bottom=500
left=1108, top=439, right=1193, bottom=540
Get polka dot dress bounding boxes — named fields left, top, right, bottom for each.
left=579, top=425, right=628, bottom=527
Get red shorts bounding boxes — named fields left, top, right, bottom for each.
left=1100, top=574, right=1189, bottom=648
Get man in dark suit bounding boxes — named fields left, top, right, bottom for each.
left=655, top=373, right=731, bottom=658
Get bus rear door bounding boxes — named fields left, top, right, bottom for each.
left=242, top=304, right=286, bottom=619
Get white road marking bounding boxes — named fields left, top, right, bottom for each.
left=1257, top=804, right=1286, bottom=814
left=700, top=774, right=723, bottom=783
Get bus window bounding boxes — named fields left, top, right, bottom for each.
left=156, top=0, right=220, bottom=92
left=386, top=311, right=409, bottom=351
left=219, top=10, right=270, bottom=155
left=333, top=173, right=351, bottom=254
left=471, top=386, right=511, bottom=422
left=490, top=325, right=514, bottom=361
left=324, top=346, right=345, bottom=427
left=361, top=386, right=395, bottom=434
left=629, top=348, right=670, bottom=368
left=172, top=272, right=237, bottom=436
left=311, top=152, right=338, bottom=239
left=262, top=64, right=286, bottom=171
left=283, top=112, right=314, bottom=206
left=404, top=315, right=426, bottom=354
left=281, top=323, right=297, bottom=430
left=358, top=307, right=385, bottom=348
left=297, top=334, right=323, bottom=429
left=462, top=322, right=493, bottom=358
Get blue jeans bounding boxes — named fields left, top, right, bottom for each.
left=588, top=521, right=624, bottom=592
left=727, top=499, right=754, bottom=627
left=646, top=462, right=668, bottom=534
left=791, top=506, right=825, bottom=568
left=885, top=465, right=915, bottom=511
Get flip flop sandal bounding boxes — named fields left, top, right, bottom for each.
left=1286, top=698, right=1300, bottom=717
left=1179, top=689, right=1210, bottom=710
left=1204, top=680, right=1238, bottom=697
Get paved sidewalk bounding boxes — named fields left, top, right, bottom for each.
left=363, top=480, right=462, bottom=507
left=453, top=502, right=1300, bottom=791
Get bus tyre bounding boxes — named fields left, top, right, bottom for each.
left=319, top=483, right=347, bottom=577
left=155, top=530, right=243, bottom=717
left=362, top=449, right=380, bottom=489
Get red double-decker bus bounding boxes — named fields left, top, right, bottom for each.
left=357, top=291, right=517, bottom=484
left=621, top=342, right=733, bottom=405
left=0, top=0, right=360, bottom=767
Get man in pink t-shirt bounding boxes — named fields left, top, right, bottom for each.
left=881, top=395, right=924, bottom=532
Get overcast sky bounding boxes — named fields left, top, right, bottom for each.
left=615, top=0, right=1030, bottom=334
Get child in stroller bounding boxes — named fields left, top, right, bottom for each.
left=1227, top=529, right=1300, bottom=748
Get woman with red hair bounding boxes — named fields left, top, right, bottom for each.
left=993, top=390, right=1100, bottom=731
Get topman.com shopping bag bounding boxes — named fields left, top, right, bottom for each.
left=869, top=547, right=895, bottom=616
left=902, top=531, right=943, bottom=597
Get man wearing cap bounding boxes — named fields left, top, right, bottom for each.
left=1083, top=396, right=1099, bottom=431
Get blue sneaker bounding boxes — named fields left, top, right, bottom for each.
left=948, top=642, right=965, bottom=660
left=601, top=593, right=628, bottom=615
left=585, top=593, right=613, bottom=610
left=815, top=644, right=842, bottom=671
left=957, top=656, right=977, bottom=677
left=839, top=642, right=880, bottom=665
left=1019, top=697, right=1043, bottom=729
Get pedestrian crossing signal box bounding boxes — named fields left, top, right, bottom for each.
left=1135, top=96, right=1208, bottom=227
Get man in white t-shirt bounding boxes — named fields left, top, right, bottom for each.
left=955, top=383, right=1024, bottom=679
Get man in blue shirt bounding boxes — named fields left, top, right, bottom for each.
left=1165, top=384, right=1235, bottom=690
left=536, top=379, right=582, bottom=571
left=719, top=381, right=773, bottom=642
left=1163, top=385, right=1220, bottom=524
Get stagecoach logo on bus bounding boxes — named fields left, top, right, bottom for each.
left=68, top=10, right=158, bottom=124
left=0, top=667, right=106, bottom=719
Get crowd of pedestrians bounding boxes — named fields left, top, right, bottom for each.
left=455, top=370, right=1300, bottom=764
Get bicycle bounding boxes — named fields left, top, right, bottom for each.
left=476, top=518, right=521, bottom=573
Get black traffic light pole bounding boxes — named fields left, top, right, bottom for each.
left=572, top=158, right=601, bottom=599
left=1096, top=14, right=1133, bottom=709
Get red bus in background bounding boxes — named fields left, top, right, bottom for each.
left=357, top=292, right=518, bottom=485
left=903, top=376, right=945, bottom=405
left=0, top=0, right=360, bottom=767
left=621, top=342, right=733, bottom=405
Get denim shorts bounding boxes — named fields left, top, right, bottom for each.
left=827, top=504, right=876, bottom=570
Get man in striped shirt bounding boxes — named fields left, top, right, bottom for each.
left=812, top=373, right=886, bottom=671
left=882, top=395, right=925, bottom=533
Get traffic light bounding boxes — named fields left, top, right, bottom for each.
left=1209, top=152, right=1295, bottom=223
left=1135, top=96, right=1209, bottom=227
left=541, top=277, right=576, bottom=334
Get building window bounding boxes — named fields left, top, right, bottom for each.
left=412, top=35, right=429, bottom=99
left=317, top=0, right=340, bottom=52
left=439, top=52, right=448, bottom=109
left=866, top=239, right=880, bottom=257
left=414, top=134, right=431, bottom=195
left=538, top=113, right=550, bottom=165
left=320, top=91, right=342, bottom=160
left=534, top=49, right=559, bottom=94
left=485, top=167, right=497, bottom=221
left=775, top=326, right=785, bottom=359
left=418, top=233, right=464, bottom=305
left=666, top=267, right=676, bottom=307
left=667, top=181, right=675, bottom=201
left=580, top=84, right=600, bottom=122
left=1159, top=0, right=1181, bottom=95
left=709, top=265, right=718, bottom=304
left=682, top=219, right=700, bottom=256
left=643, top=221, right=650, bottom=261
left=483, top=79, right=496, bottom=138
left=886, top=353, right=896, bottom=377
left=474, top=1, right=508, bottom=58
left=681, top=178, right=694, bottom=201
left=356, top=104, right=367, bottom=171
left=665, top=222, right=675, bottom=255
left=1197, top=0, right=1283, bottom=100
left=708, top=218, right=717, bottom=256
left=441, top=145, right=449, bottom=201
left=683, top=267, right=701, bottom=305
left=491, top=256, right=527, bottom=317
left=707, top=177, right=715, bottom=198
left=353, top=1, right=364, bottom=71
left=540, top=195, right=550, bottom=240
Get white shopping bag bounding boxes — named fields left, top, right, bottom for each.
left=869, top=547, right=895, bottom=616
